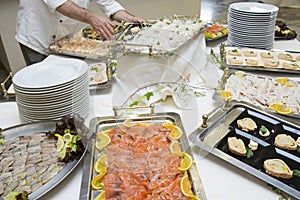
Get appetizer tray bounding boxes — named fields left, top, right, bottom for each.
left=220, top=45, right=300, bottom=74
left=275, top=20, right=297, bottom=40
left=79, top=111, right=207, bottom=200
left=0, top=119, right=86, bottom=200
left=189, top=102, right=300, bottom=199
left=88, top=60, right=114, bottom=90
left=116, top=16, right=207, bottom=55
left=214, top=69, right=300, bottom=119
left=204, top=24, right=228, bottom=42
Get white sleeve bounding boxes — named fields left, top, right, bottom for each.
left=43, top=0, right=68, bottom=12
left=94, top=0, right=125, bottom=17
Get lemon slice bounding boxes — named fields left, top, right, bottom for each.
left=96, top=129, right=112, bottom=138
left=63, top=133, right=73, bottom=145
left=269, top=103, right=292, bottom=115
left=217, top=90, right=232, bottom=100
left=56, top=137, right=65, bottom=152
left=178, top=152, right=193, bottom=171
left=95, top=154, right=107, bottom=174
left=163, top=123, right=183, bottom=140
left=95, top=191, right=105, bottom=200
left=95, top=133, right=111, bottom=150
left=170, top=141, right=182, bottom=153
left=54, top=133, right=64, bottom=140
left=91, top=170, right=107, bottom=190
left=180, top=172, right=200, bottom=199
left=275, top=77, right=294, bottom=87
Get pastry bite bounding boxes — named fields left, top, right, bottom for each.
left=228, top=57, right=243, bottom=65
left=264, top=59, right=279, bottom=68
left=282, top=62, right=300, bottom=70
left=243, top=50, right=257, bottom=57
left=274, top=134, right=297, bottom=151
left=278, top=53, right=293, bottom=61
left=260, top=51, right=274, bottom=59
left=296, top=55, right=300, bottom=61
left=263, top=159, right=293, bottom=179
left=245, top=58, right=259, bottom=66
left=237, top=117, right=257, bottom=132
left=227, top=137, right=247, bottom=156
left=248, top=140, right=258, bottom=151
left=227, top=49, right=242, bottom=56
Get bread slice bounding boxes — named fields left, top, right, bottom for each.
left=263, top=159, right=293, bottom=179
left=227, top=137, right=247, bottom=156
left=237, top=117, right=257, bottom=132
left=274, top=134, right=297, bottom=151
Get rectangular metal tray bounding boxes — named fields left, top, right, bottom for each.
left=0, top=120, right=86, bottom=200
left=79, top=112, right=207, bottom=200
left=189, top=102, right=300, bottom=199
left=220, top=44, right=300, bottom=74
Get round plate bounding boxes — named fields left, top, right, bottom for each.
left=229, top=2, right=279, bottom=14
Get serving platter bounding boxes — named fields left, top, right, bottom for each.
left=0, top=118, right=87, bottom=199
left=79, top=111, right=207, bottom=200
left=220, top=44, right=300, bottom=74
left=214, top=68, right=300, bottom=119
left=189, top=102, right=300, bottom=199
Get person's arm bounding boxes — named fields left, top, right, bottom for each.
left=56, top=0, right=115, bottom=39
left=110, top=10, right=145, bottom=23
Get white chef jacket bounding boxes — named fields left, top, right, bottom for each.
left=15, top=0, right=125, bottom=55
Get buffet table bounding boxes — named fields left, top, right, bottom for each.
left=1, top=37, right=300, bottom=200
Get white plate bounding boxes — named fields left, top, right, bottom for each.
left=13, top=55, right=88, bottom=89
left=229, top=2, right=279, bottom=14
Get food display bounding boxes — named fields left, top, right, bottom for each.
left=223, top=46, right=300, bottom=73
left=49, top=37, right=112, bottom=60
left=275, top=20, right=297, bottom=40
left=80, top=113, right=206, bottom=200
left=0, top=115, right=86, bottom=199
left=119, top=17, right=207, bottom=54
left=218, top=70, right=300, bottom=117
left=204, top=24, right=228, bottom=41
left=189, top=103, right=300, bottom=199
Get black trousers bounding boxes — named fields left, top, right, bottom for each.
left=19, top=43, right=47, bottom=66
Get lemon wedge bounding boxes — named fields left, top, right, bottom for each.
left=170, top=140, right=182, bottom=153
left=95, top=133, right=111, bottom=150
left=178, top=152, right=193, bottom=171
left=54, top=133, right=64, bottom=140
left=217, top=90, right=232, bottom=100
left=63, top=133, right=73, bottom=145
left=94, top=154, right=107, bottom=174
left=275, top=77, right=294, bottom=87
left=163, top=123, right=183, bottom=140
left=91, top=170, right=107, bottom=190
left=95, top=191, right=105, bottom=200
left=96, top=129, right=112, bottom=138
left=269, top=103, right=292, bottom=115
left=180, top=172, right=200, bottom=199
left=56, top=137, right=65, bottom=152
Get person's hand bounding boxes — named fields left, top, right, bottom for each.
left=111, top=10, right=146, bottom=24
left=89, top=14, right=116, bottom=40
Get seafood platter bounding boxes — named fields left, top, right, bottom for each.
left=204, top=23, right=228, bottom=42
left=214, top=69, right=300, bottom=119
left=220, top=45, right=300, bottom=74
left=79, top=109, right=207, bottom=200
left=116, top=15, right=207, bottom=56
left=0, top=115, right=87, bottom=200
left=189, top=102, right=300, bottom=199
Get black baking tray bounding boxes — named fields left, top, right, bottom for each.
left=189, top=102, right=300, bottom=199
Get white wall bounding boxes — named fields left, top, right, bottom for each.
left=0, top=0, right=26, bottom=73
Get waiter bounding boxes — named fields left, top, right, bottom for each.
left=15, top=0, right=145, bottom=65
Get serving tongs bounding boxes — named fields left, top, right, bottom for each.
left=1, top=72, right=15, bottom=101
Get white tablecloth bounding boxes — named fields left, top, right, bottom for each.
left=1, top=38, right=300, bottom=200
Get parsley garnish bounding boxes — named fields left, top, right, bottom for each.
left=293, top=169, right=300, bottom=177
left=130, top=101, right=139, bottom=107
left=246, top=147, right=254, bottom=158
left=144, top=92, right=154, bottom=100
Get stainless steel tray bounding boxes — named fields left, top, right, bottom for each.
left=220, top=44, right=300, bottom=74
left=79, top=111, right=207, bottom=200
left=214, top=68, right=300, bottom=119
left=189, top=102, right=300, bottom=199
left=0, top=120, right=86, bottom=200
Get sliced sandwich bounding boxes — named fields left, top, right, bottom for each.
left=274, top=134, right=297, bottom=151
left=263, top=158, right=293, bottom=179
left=227, top=137, right=247, bottom=156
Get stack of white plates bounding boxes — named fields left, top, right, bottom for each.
left=228, top=2, right=279, bottom=49
left=13, top=55, right=89, bottom=122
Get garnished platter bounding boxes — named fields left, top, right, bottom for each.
left=220, top=45, right=300, bottom=74
left=215, top=69, right=300, bottom=119
left=275, top=20, right=297, bottom=40
left=204, top=24, right=228, bottom=42
left=0, top=115, right=87, bottom=200
left=189, top=102, right=300, bottom=200
left=80, top=112, right=207, bottom=200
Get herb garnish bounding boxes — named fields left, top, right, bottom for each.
left=144, top=92, right=154, bottom=100
left=246, top=147, right=254, bottom=158
left=293, top=169, right=300, bottom=177
left=130, top=101, right=139, bottom=107
left=260, top=125, right=268, bottom=135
